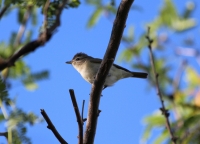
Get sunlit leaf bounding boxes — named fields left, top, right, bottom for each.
left=68, top=0, right=80, bottom=8
left=172, top=18, right=196, bottom=32
left=153, top=129, right=168, bottom=144
left=24, top=82, right=38, bottom=91
left=0, top=76, right=8, bottom=101
left=185, top=66, right=200, bottom=89
left=87, top=7, right=103, bottom=28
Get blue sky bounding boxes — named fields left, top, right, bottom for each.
left=0, top=0, right=200, bottom=143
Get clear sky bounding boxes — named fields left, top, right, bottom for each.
left=0, top=0, right=200, bottom=143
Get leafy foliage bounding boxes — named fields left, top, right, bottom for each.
left=0, top=76, right=42, bottom=143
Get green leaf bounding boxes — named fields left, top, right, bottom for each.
left=186, top=66, right=200, bottom=89
left=172, top=18, right=196, bottom=32
left=87, top=7, right=103, bottom=28
left=153, top=129, right=168, bottom=144
left=119, top=49, right=134, bottom=62
left=30, top=70, right=49, bottom=80
left=0, top=76, right=8, bottom=102
left=159, top=0, right=178, bottom=26
left=68, top=0, right=80, bottom=8
left=0, top=114, right=4, bottom=122
left=9, top=60, right=30, bottom=79
left=24, top=82, right=38, bottom=91
left=22, top=70, right=49, bottom=91
left=143, top=113, right=165, bottom=127
left=141, top=125, right=153, bottom=142
left=18, top=8, right=25, bottom=24
left=31, top=7, right=37, bottom=25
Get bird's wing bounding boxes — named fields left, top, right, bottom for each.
left=113, top=63, right=131, bottom=73
left=89, top=58, right=102, bottom=63
left=90, top=57, right=131, bottom=73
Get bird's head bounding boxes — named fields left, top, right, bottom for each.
left=66, top=52, right=90, bottom=69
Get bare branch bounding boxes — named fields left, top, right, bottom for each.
left=83, top=0, right=134, bottom=143
left=69, top=89, right=83, bottom=144
left=0, top=5, right=9, bottom=19
left=0, top=0, right=68, bottom=71
left=40, top=109, right=68, bottom=144
left=146, top=27, right=177, bottom=144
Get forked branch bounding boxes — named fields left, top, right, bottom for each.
left=83, top=0, right=135, bottom=143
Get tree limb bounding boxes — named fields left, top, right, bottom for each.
left=40, top=109, right=68, bottom=144
left=0, top=0, right=67, bottom=71
left=146, top=27, right=177, bottom=144
left=83, top=0, right=134, bottom=143
left=0, top=5, right=9, bottom=19
left=69, top=89, right=83, bottom=144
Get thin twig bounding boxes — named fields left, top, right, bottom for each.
left=83, top=0, right=134, bottom=143
left=0, top=5, right=9, bottom=19
left=146, top=27, right=177, bottom=144
left=69, top=89, right=83, bottom=144
left=0, top=0, right=68, bottom=71
left=0, top=132, right=8, bottom=137
left=81, top=100, right=85, bottom=123
left=40, top=109, right=68, bottom=144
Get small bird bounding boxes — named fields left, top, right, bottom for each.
left=66, top=53, right=148, bottom=89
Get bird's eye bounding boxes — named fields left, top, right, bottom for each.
left=76, top=58, right=80, bottom=61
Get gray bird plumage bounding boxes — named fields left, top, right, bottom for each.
left=66, top=52, right=148, bottom=89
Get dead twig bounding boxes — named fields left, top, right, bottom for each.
left=40, top=109, right=68, bottom=144
left=146, top=27, right=177, bottom=144
left=69, top=89, right=83, bottom=144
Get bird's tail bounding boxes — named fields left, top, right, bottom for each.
left=131, top=72, right=148, bottom=79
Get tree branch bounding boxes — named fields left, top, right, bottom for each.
left=0, top=5, right=9, bottom=19
left=0, top=0, right=67, bottom=71
left=83, top=0, right=134, bottom=143
left=146, top=27, right=177, bottom=144
left=40, top=109, right=68, bottom=144
left=69, top=89, right=83, bottom=144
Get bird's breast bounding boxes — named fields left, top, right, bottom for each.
left=76, top=61, right=98, bottom=84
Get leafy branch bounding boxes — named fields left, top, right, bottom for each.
left=0, top=0, right=68, bottom=71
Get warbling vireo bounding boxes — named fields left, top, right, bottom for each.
left=66, top=53, right=148, bottom=89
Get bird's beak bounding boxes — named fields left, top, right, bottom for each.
left=66, top=60, right=72, bottom=64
